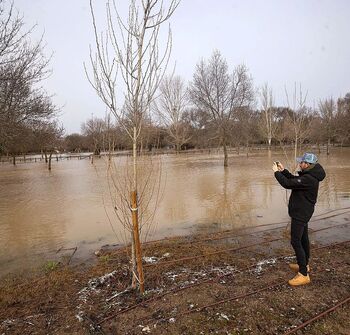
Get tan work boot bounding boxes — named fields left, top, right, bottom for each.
left=289, top=263, right=310, bottom=273
left=288, top=272, right=311, bottom=286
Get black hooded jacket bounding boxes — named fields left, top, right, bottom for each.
left=274, top=163, right=326, bottom=223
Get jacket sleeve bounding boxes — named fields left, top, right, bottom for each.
left=281, top=169, right=294, bottom=179
left=274, top=171, right=313, bottom=190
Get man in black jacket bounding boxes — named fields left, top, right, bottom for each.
left=273, top=153, right=326, bottom=286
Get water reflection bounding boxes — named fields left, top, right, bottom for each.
left=0, top=149, right=349, bottom=276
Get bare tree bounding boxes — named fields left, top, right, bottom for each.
left=235, top=107, right=260, bottom=156
left=0, top=0, right=56, bottom=160
left=336, top=93, right=350, bottom=145
left=155, top=75, right=191, bottom=152
left=81, top=116, right=106, bottom=155
left=318, top=98, right=337, bottom=155
left=0, top=0, right=32, bottom=64
left=182, top=107, right=212, bottom=149
left=284, top=84, right=313, bottom=163
left=64, top=133, right=88, bottom=153
left=32, top=120, right=64, bottom=170
left=259, top=83, right=277, bottom=149
left=87, top=0, right=180, bottom=293
left=190, top=50, right=254, bottom=167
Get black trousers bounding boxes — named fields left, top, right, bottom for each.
left=290, top=218, right=310, bottom=276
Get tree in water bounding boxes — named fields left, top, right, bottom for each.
left=190, top=50, right=254, bottom=167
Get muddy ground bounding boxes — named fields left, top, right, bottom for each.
left=1, top=212, right=349, bottom=335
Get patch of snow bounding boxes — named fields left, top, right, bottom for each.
left=143, top=256, right=159, bottom=263
left=1, top=319, right=16, bottom=326
left=75, top=311, right=84, bottom=322
left=145, top=287, right=164, bottom=295
left=142, top=325, right=151, bottom=333
left=77, top=270, right=118, bottom=302
left=106, top=288, right=130, bottom=302
left=169, top=317, right=176, bottom=323
left=144, top=253, right=171, bottom=264
left=88, top=270, right=117, bottom=289
left=253, top=258, right=276, bottom=274
left=167, top=273, right=179, bottom=281
left=75, top=270, right=118, bottom=326
left=219, top=313, right=229, bottom=321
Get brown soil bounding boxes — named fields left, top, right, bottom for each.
left=1, top=214, right=349, bottom=335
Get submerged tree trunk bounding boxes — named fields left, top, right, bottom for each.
left=176, top=142, right=181, bottom=154
left=223, top=140, right=228, bottom=167
left=48, top=152, right=53, bottom=170
left=327, top=138, right=330, bottom=155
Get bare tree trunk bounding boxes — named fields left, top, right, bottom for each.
left=131, top=231, right=137, bottom=288
left=48, top=152, right=53, bottom=170
left=176, top=142, right=180, bottom=154
left=268, top=137, right=272, bottom=149
left=44, top=150, right=48, bottom=163
left=12, top=154, right=16, bottom=165
left=132, top=127, right=144, bottom=293
left=223, top=140, right=228, bottom=167
left=327, top=138, right=330, bottom=155
left=131, top=190, right=144, bottom=293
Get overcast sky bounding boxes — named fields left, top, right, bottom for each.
left=11, top=0, right=350, bottom=134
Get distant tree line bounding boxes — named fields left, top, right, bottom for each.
left=67, top=51, right=350, bottom=161
left=1, top=2, right=349, bottom=163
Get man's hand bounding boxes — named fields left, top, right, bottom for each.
left=277, top=162, right=284, bottom=171
left=272, top=162, right=279, bottom=172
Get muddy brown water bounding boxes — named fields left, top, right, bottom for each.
left=0, top=148, right=349, bottom=277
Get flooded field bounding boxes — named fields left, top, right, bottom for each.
left=0, top=148, right=349, bottom=277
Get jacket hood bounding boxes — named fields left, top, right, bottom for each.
left=299, top=163, right=326, bottom=181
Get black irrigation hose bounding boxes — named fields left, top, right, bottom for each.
left=180, top=281, right=285, bottom=316
left=145, top=222, right=350, bottom=268
left=194, top=207, right=350, bottom=245
left=98, top=239, right=350, bottom=325
left=111, top=207, right=350, bottom=255
left=282, top=296, right=350, bottom=334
